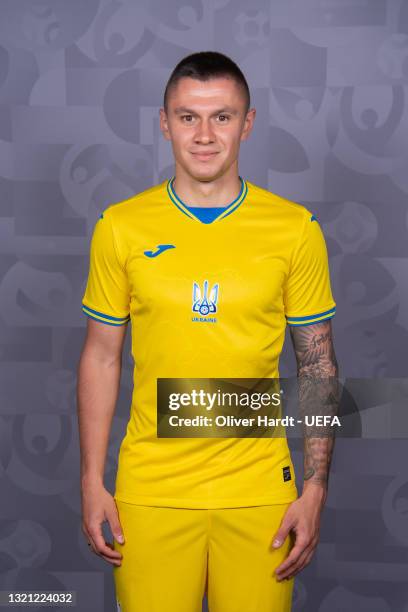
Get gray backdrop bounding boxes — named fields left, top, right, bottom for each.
left=0, top=0, right=407, bottom=610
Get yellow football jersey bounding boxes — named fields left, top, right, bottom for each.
left=81, top=176, right=336, bottom=508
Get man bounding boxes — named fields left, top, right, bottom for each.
left=77, top=51, right=338, bottom=612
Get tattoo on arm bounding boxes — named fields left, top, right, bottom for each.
left=289, top=320, right=340, bottom=492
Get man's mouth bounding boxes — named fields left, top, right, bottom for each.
left=191, top=152, right=219, bottom=160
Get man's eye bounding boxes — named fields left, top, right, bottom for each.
left=217, top=115, right=229, bottom=122
left=181, top=115, right=194, bottom=122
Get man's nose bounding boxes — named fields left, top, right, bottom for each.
left=194, top=119, right=215, bottom=142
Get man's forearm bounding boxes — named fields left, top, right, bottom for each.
left=289, top=321, right=340, bottom=498
left=77, top=351, right=122, bottom=486
left=299, top=372, right=339, bottom=497
left=303, top=436, right=335, bottom=500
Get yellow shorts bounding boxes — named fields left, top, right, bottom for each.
left=113, top=499, right=295, bottom=612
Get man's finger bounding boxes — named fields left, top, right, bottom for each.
left=89, top=539, right=123, bottom=565
left=276, top=543, right=313, bottom=580
left=274, top=538, right=309, bottom=576
left=90, top=546, right=122, bottom=566
left=106, top=505, right=125, bottom=545
left=88, top=526, right=122, bottom=559
left=99, top=552, right=122, bottom=566
left=290, top=551, right=314, bottom=579
left=271, top=517, right=294, bottom=548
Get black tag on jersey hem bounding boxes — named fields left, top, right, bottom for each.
left=282, top=466, right=292, bottom=482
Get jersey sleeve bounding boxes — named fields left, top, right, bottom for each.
left=283, top=211, right=336, bottom=326
left=82, top=209, right=131, bottom=326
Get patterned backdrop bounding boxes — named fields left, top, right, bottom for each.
left=0, top=0, right=407, bottom=610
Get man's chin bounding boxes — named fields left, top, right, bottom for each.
left=183, top=164, right=224, bottom=182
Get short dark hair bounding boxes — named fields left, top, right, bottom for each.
left=163, top=51, right=250, bottom=114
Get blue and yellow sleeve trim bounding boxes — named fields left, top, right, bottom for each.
left=286, top=306, right=336, bottom=326
left=82, top=303, right=130, bottom=326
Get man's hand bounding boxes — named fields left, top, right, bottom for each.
left=272, top=484, right=326, bottom=581
left=81, top=479, right=125, bottom=566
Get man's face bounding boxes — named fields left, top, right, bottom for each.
left=160, top=76, right=255, bottom=182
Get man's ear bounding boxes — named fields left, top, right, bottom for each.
left=241, top=107, right=256, bottom=142
left=159, top=108, right=171, bottom=141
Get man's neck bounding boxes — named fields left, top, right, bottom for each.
left=172, top=169, right=242, bottom=209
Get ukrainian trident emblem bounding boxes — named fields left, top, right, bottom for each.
left=192, top=280, right=219, bottom=316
